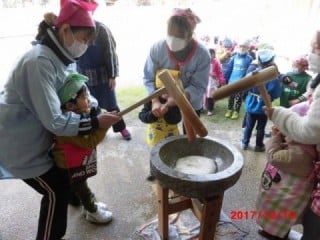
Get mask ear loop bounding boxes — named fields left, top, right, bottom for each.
left=311, top=31, right=320, bottom=54
left=62, top=27, right=73, bottom=50
left=69, top=28, right=77, bottom=46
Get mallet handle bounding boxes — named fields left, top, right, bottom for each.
left=257, top=85, right=272, bottom=108
left=118, top=87, right=167, bottom=116
left=212, top=66, right=278, bottom=101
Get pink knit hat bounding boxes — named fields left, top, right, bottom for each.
left=55, top=0, right=98, bottom=28
left=293, top=55, right=309, bottom=70
left=171, top=8, right=201, bottom=29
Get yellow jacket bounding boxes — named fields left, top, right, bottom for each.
left=52, top=129, right=107, bottom=169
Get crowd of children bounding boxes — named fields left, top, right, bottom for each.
left=198, top=34, right=320, bottom=239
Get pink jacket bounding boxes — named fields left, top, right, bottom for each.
left=210, top=58, right=225, bottom=86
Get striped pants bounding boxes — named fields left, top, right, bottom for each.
left=227, top=92, right=243, bottom=113
left=24, top=166, right=70, bottom=240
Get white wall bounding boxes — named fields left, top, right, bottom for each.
left=0, top=0, right=319, bottom=89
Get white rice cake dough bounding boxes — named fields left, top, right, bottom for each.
left=174, top=155, right=216, bottom=175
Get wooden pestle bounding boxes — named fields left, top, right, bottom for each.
left=212, top=65, right=278, bottom=104
left=173, top=75, right=197, bottom=142
left=158, top=69, right=208, bottom=138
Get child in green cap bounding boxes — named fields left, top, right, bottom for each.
left=52, top=72, right=113, bottom=224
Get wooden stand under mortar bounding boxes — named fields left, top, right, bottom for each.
left=156, top=181, right=223, bottom=240
left=154, top=70, right=229, bottom=240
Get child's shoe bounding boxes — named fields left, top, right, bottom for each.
left=258, top=229, right=289, bottom=240
left=85, top=205, right=113, bottom=224
left=146, top=174, right=155, bottom=181
left=254, top=145, right=265, bottom=152
left=265, top=131, right=272, bottom=138
left=120, top=128, right=131, bottom=140
left=225, top=110, right=232, bottom=118
left=81, top=202, right=108, bottom=217
left=95, top=201, right=107, bottom=209
left=207, top=111, right=214, bottom=116
left=231, top=111, right=239, bottom=120
left=241, top=143, right=248, bottom=150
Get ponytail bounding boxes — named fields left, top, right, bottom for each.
left=35, top=12, right=57, bottom=41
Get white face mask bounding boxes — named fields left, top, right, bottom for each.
left=238, top=48, right=248, bottom=55
left=292, top=67, right=299, bottom=74
left=308, top=53, right=320, bottom=73
left=64, top=32, right=88, bottom=58
left=166, top=36, right=187, bottom=52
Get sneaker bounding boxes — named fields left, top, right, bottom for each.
left=254, top=145, right=265, bottom=152
left=225, top=110, right=232, bottom=118
left=95, top=201, right=107, bottom=210
left=202, top=105, right=207, bottom=111
left=146, top=174, right=155, bottom=181
left=120, top=128, right=131, bottom=140
left=258, top=229, right=289, bottom=240
left=265, top=131, right=272, bottom=138
left=241, top=143, right=248, bottom=150
left=231, top=111, right=239, bottom=120
left=81, top=202, right=108, bottom=217
left=85, top=205, right=113, bottom=224
left=207, top=111, right=213, bottom=116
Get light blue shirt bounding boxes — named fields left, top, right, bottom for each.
left=143, top=39, right=210, bottom=111
left=0, top=44, right=81, bottom=179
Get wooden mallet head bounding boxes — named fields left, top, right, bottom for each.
left=158, top=70, right=208, bottom=138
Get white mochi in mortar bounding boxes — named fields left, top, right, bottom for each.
left=174, top=155, right=216, bottom=175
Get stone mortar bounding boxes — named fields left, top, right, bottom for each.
left=150, top=135, right=244, bottom=198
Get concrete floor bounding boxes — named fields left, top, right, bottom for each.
left=0, top=117, right=303, bottom=240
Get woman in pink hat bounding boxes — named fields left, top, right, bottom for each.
left=143, top=8, right=211, bottom=134
left=0, top=0, right=120, bottom=239
left=142, top=8, right=210, bottom=180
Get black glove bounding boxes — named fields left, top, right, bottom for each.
left=281, top=75, right=292, bottom=84
left=90, top=106, right=101, bottom=118
left=310, top=74, right=320, bottom=89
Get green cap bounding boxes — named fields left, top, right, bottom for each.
left=58, top=73, right=88, bottom=105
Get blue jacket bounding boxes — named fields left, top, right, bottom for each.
left=245, top=67, right=282, bottom=114
left=225, top=53, right=253, bottom=84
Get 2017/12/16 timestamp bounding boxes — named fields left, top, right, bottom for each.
left=230, top=210, right=297, bottom=220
